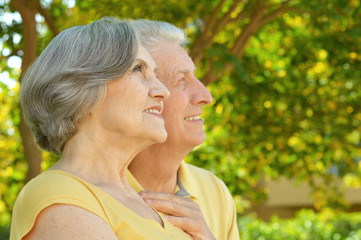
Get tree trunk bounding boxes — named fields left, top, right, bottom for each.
left=11, top=0, right=42, bottom=182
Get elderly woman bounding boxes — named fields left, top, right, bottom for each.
left=10, top=17, right=190, bottom=240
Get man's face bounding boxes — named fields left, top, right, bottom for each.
left=150, top=42, right=213, bottom=149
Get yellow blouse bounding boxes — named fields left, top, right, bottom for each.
left=10, top=170, right=189, bottom=240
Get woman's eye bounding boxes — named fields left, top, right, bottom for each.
left=180, top=77, right=185, bottom=82
left=132, top=64, right=143, bottom=72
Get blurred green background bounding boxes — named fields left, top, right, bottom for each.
left=1, top=0, right=361, bottom=239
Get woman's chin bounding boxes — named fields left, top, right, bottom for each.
left=159, top=132, right=168, bottom=143
left=152, top=130, right=168, bottom=144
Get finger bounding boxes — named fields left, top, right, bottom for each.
left=143, top=198, right=194, bottom=217
left=163, top=215, right=215, bottom=240
left=140, top=191, right=195, bottom=207
left=162, top=215, right=195, bottom=232
left=140, top=190, right=188, bottom=201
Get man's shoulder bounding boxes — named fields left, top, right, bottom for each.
left=181, top=162, right=228, bottom=191
left=183, top=162, right=217, bottom=177
left=183, top=162, right=216, bottom=174
left=180, top=163, right=239, bottom=240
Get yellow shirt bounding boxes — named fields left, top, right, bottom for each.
left=10, top=170, right=190, bottom=240
left=127, top=161, right=240, bottom=240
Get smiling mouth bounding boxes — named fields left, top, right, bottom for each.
left=184, top=115, right=202, bottom=121
left=144, top=108, right=161, bottom=114
left=143, top=105, right=163, bottom=119
left=144, top=101, right=163, bottom=115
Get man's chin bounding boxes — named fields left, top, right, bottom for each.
left=188, top=134, right=207, bottom=148
left=163, top=131, right=207, bottom=149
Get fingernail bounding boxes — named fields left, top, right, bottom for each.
left=139, top=190, right=148, bottom=196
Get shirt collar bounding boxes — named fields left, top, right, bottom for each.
left=176, top=161, right=198, bottom=199
left=174, top=173, right=191, bottom=197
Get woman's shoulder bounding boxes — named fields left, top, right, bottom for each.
left=13, top=170, right=109, bottom=218
left=11, top=170, right=109, bottom=240
left=15, top=170, right=98, bottom=204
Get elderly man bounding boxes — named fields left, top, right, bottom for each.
left=128, top=20, right=240, bottom=240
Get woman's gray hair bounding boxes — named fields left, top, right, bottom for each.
left=130, top=19, right=185, bottom=51
left=20, top=17, right=138, bottom=155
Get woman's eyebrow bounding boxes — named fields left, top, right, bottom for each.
left=135, top=59, right=157, bottom=76
left=134, top=58, right=148, bottom=69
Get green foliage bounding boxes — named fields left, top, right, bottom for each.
left=0, top=81, right=58, bottom=240
left=239, top=209, right=361, bottom=240
left=187, top=0, right=361, bottom=212
left=0, top=81, right=23, bottom=240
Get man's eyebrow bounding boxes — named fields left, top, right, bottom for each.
left=177, top=68, right=197, bottom=74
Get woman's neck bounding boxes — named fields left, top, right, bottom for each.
left=50, top=121, right=165, bottom=226
left=52, top=125, right=150, bottom=188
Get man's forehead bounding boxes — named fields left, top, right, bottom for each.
left=151, top=43, right=191, bottom=61
left=165, top=59, right=196, bottom=77
left=149, top=42, right=196, bottom=75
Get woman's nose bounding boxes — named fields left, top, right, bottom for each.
left=149, top=77, right=170, bottom=100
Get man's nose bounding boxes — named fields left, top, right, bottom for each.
left=190, top=78, right=213, bottom=106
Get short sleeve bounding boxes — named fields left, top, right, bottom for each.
left=10, top=172, right=107, bottom=240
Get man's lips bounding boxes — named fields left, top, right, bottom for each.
left=184, top=113, right=202, bottom=121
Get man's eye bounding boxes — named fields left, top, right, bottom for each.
left=180, top=77, right=185, bottom=81
left=132, top=64, right=143, bottom=72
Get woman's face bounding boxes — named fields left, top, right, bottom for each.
left=92, top=45, right=170, bottom=144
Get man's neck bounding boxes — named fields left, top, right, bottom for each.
left=129, top=143, right=190, bottom=194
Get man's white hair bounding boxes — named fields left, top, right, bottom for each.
left=130, top=19, right=186, bottom=51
